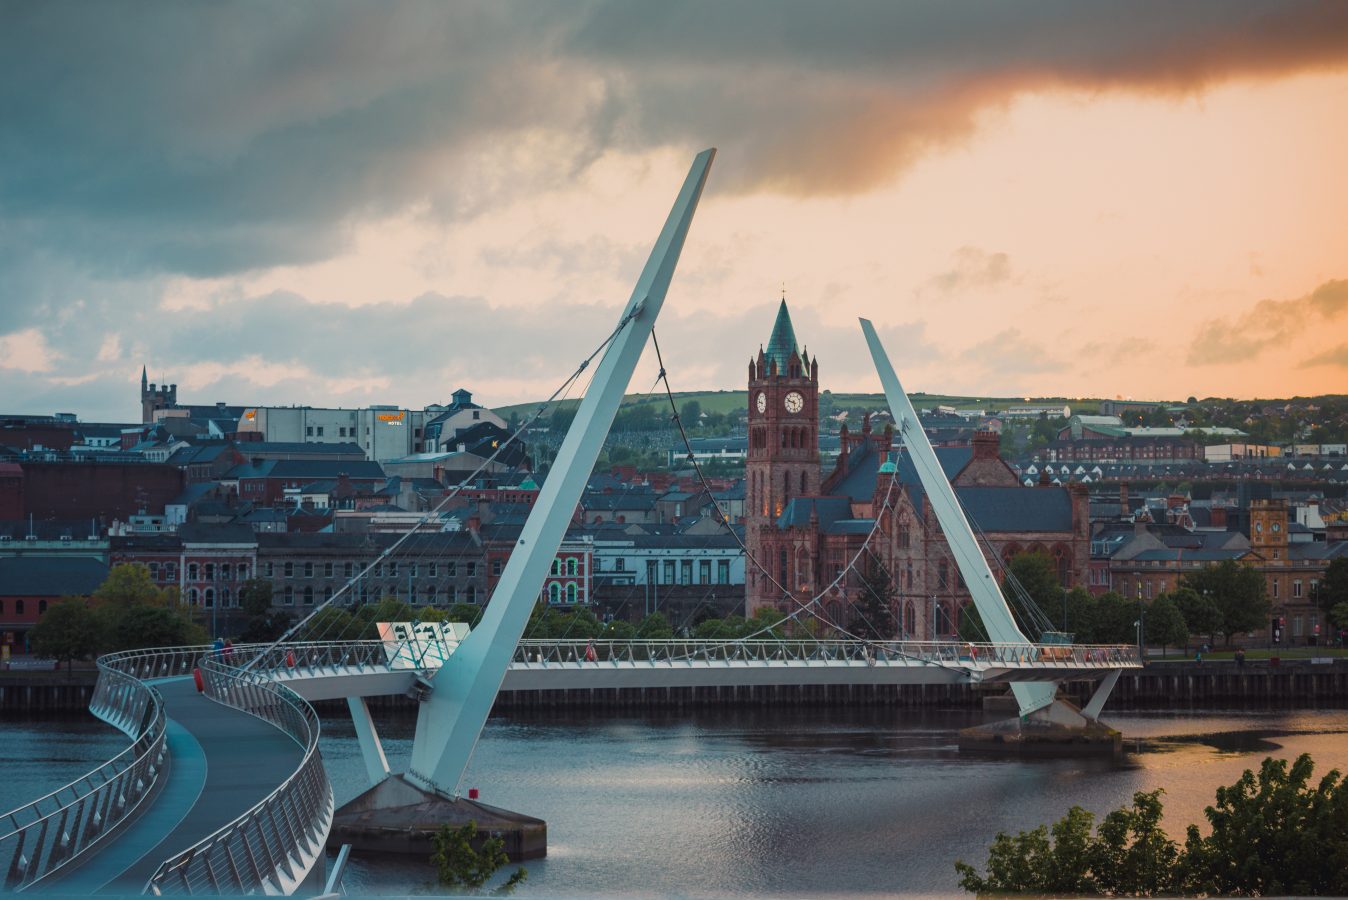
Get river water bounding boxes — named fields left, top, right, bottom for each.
left=7, top=707, right=1348, bottom=897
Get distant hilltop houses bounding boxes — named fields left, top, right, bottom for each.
left=1, top=348, right=1346, bottom=657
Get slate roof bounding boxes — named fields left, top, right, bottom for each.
left=179, top=522, right=258, bottom=544
left=832, top=440, right=971, bottom=504
left=226, top=459, right=386, bottom=480
left=956, top=487, right=1074, bottom=532
left=582, top=491, right=659, bottom=511
left=764, top=299, right=800, bottom=374
left=1128, top=548, right=1249, bottom=562
left=0, top=556, right=110, bottom=597
left=778, top=496, right=854, bottom=530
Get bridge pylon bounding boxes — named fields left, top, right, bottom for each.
left=329, top=149, right=718, bottom=857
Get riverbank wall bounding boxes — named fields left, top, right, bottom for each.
left=6, top=660, right=1347, bottom=715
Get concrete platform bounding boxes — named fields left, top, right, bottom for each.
left=329, top=774, right=546, bottom=862
left=958, top=698, right=1123, bottom=757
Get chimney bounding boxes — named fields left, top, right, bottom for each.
left=971, top=430, right=1000, bottom=460
left=1119, top=481, right=1130, bottom=512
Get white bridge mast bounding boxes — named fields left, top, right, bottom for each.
left=405, top=149, right=717, bottom=798
left=860, top=319, right=1057, bottom=717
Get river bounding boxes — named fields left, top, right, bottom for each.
left=7, top=707, right=1348, bottom=897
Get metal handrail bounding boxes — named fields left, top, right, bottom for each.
left=144, top=646, right=332, bottom=896
left=0, top=646, right=202, bottom=892
left=236, top=637, right=1142, bottom=677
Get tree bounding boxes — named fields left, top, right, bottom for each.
left=1146, top=594, right=1189, bottom=653
left=957, top=754, right=1348, bottom=897
left=1173, top=587, right=1222, bottom=646
left=1182, top=560, right=1270, bottom=645
left=679, top=400, right=702, bottom=427
left=29, top=597, right=103, bottom=674
left=1092, top=591, right=1138, bottom=645
left=850, top=560, right=897, bottom=639
left=635, top=612, right=673, bottom=639
left=431, top=820, right=526, bottom=893
left=1315, top=558, right=1348, bottom=622
left=105, top=603, right=205, bottom=651
left=95, top=563, right=171, bottom=607
left=238, top=579, right=274, bottom=617
left=1001, top=552, right=1063, bottom=634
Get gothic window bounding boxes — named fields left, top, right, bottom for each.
left=566, top=583, right=578, bottom=604
left=800, top=470, right=807, bottom=494
left=39, top=599, right=48, bottom=614
left=938, top=558, right=949, bottom=588
left=779, top=549, right=788, bottom=584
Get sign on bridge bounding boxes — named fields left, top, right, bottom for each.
left=377, top=621, right=470, bottom=670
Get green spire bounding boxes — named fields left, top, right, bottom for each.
left=765, top=299, right=799, bottom=375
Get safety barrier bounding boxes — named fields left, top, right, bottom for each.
left=0, top=647, right=200, bottom=892
left=144, top=647, right=332, bottom=895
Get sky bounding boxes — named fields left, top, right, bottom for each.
left=2, top=1, right=1347, bottom=422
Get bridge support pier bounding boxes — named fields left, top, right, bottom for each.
left=959, top=678, right=1124, bottom=756
left=347, top=697, right=390, bottom=788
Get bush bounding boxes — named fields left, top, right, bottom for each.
left=956, top=753, right=1348, bottom=896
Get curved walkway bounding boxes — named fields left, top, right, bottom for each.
left=47, top=678, right=302, bottom=894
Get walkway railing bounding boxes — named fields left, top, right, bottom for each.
left=0, top=647, right=199, bottom=893
left=246, top=637, right=1141, bottom=678
left=145, top=646, right=332, bottom=896
left=511, top=638, right=1142, bottom=668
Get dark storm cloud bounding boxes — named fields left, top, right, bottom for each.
left=3, top=0, right=1346, bottom=289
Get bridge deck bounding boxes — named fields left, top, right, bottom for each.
left=48, top=678, right=302, bottom=894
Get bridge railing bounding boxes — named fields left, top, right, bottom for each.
left=0, top=646, right=201, bottom=893
left=511, top=638, right=1142, bottom=668
left=144, top=646, right=332, bottom=896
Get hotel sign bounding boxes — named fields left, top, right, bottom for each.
left=376, top=411, right=406, bottom=424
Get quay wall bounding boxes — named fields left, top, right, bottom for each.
left=5, top=661, right=1347, bottom=716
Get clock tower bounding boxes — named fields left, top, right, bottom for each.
left=745, top=299, right=820, bottom=611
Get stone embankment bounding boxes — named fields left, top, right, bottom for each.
left=5, top=659, right=1346, bottom=715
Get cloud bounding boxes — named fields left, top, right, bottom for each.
left=925, top=247, right=1013, bottom=295
left=1300, top=343, right=1348, bottom=370
left=0, top=329, right=57, bottom=373
left=957, top=327, right=1066, bottom=385
left=1188, top=278, right=1348, bottom=365
left=2, top=1, right=1346, bottom=292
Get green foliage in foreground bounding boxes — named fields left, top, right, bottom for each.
left=955, top=753, right=1348, bottom=896
left=431, top=820, right=526, bottom=894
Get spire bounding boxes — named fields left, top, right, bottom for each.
left=764, top=298, right=799, bottom=376
left=141, top=365, right=148, bottom=391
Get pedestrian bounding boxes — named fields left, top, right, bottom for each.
left=223, top=639, right=234, bottom=662
left=1235, top=647, right=1246, bottom=668
left=1195, top=648, right=1203, bottom=665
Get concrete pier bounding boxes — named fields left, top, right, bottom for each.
left=328, top=774, right=546, bottom=862
left=958, top=698, right=1123, bottom=756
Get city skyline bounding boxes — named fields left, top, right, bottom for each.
left=3, top=3, right=1348, bottom=422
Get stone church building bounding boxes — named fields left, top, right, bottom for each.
left=744, top=301, right=1090, bottom=638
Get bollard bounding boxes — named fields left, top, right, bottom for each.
left=192, top=667, right=204, bottom=692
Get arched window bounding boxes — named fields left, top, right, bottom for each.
left=221, top=588, right=231, bottom=607
left=904, top=603, right=916, bottom=636
left=283, top=586, right=294, bottom=605
left=220, top=564, right=231, bottom=581
left=15, top=599, right=24, bottom=615
left=238, top=564, right=248, bottom=580
left=465, top=585, right=477, bottom=603
left=304, top=562, right=314, bottom=578
left=800, top=470, right=807, bottom=494
left=551, top=559, right=560, bottom=576
left=187, top=589, right=198, bottom=606
left=149, top=562, right=160, bottom=580
left=548, top=583, right=561, bottom=604
left=284, top=562, right=294, bottom=578
left=566, top=583, right=577, bottom=604
left=324, top=586, right=333, bottom=602
left=204, top=563, right=215, bottom=581
left=38, top=599, right=48, bottom=614
left=566, top=558, right=577, bottom=576
left=204, top=588, right=215, bottom=608
left=303, top=586, right=313, bottom=605
left=188, top=563, right=199, bottom=581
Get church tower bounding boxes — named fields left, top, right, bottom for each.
left=745, top=299, right=820, bottom=612
left=140, top=365, right=177, bottom=423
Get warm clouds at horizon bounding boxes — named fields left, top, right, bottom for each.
left=2, top=2, right=1347, bottom=420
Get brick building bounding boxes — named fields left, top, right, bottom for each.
left=744, top=301, right=1091, bottom=637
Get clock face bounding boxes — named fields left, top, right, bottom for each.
left=755, top=392, right=767, bottom=414
left=1272, top=522, right=1281, bottom=533
left=784, top=391, right=804, bottom=414
left=1255, top=521, right=1263, bottom=533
